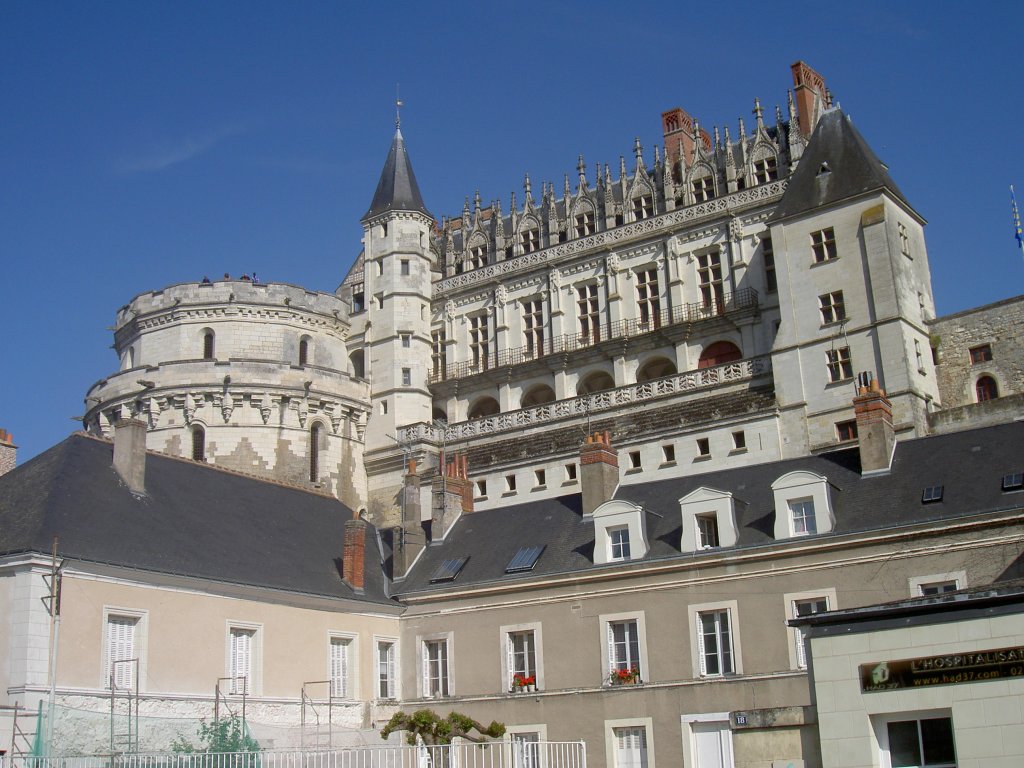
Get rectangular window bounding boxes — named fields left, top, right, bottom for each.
left=577, top=284, right=601, bottom=343
left=423, top=639, right=449, bottom=697
left=575, top=211, right=595, bottom=237
left=915, top=339, right=925, bottom=372
left=609, top=527, right=631, bottom=561
left=697, top=251, right=724, bottom=309
left=692, top=175, right=714, bottom=203
left=523, top=299, right=545, bottom=357
left=521, top=228, right=540, bottom=254
left=762, top=237, right=777, bottom=293
left=512, top=732, right=541, bottom=768
left=918, top=580, right=958, bottom=596
left=229, top=628, right=255, bottom=694
left=836, top=420, right=858, bottom=442
left=632, top=195, right=654, bottom=220
left=469, top=245, right=488, bottom=270
left=882, top=716, right=957, bottom=768
left=826, top=346, right=853, bottom=382
left=969, top=344, right=992, bottom=363
left=475, top=479, right=488, bottom=498
left=732, top=431, right=746, bottom=450
left=818, top=290, right=846, bottom=324
left=431, top=329, right=447, bottom=380
left=377, top=640, right=396, bottom=699
left=810, top=227, right=838, bottom=262
left=470, top=315, right=490, bottom=371
left=898, top=222, right=911, bottom=257
left=752, top=156, right=778, bottom=185
left=1003, top=472, right=1024, bottom=491
left=505, top=475, right=517, bottom=492
left=534, top=469, right=546, bottom=488
left=635, top=269, right=661, bottom=328
left=628, top=450, right=641, bottom=469
left=106, top=615, right=137, bottom=690
left=565, top=463, right=577, bottom=482
left=507, top=631, right=537, bottom=687
left=613, top=727, right=648, bottom=768
left=696, top=514, right=720, bottom=549
left=792, top=597, right=828, bottom=668
left=607, top=620, right=641, bottom=675
left=662, top=444, right=675, bottom=463
left=400, top=259, right=410, bottom=276
left=351, top=284, right=365, bottom=313
left=401, top=333, right=411, bottom=348
left=330, top=637, right=351, bottom=698
left=790, top=499, right=817, bottom=535
left=401, top=368, right=411, bottom=387
left=696, top=437, right=710, bottom=457
left=698, top=610, right=734, bottom=676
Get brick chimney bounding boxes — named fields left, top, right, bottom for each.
left=662, top=107, right=712, bottom=176
left=853, top=371, right=896, bottom=475
left=0, top=429, right=16, bottom=478
left=342, top=518, right=367, bottom=592
left=431, top=452, right=473, bottom=541
left=113, top=419, right=147, bottom=494
left=394, top=458, right=426, bottom=578
left=791, top=60, right=828, bottom=137
left=580, top=431, right=619, bottom=515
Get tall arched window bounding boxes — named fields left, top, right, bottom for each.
left=299, top=337, right=310, bottom=366
left=202, top=331, right=215, bottom=360
left=976, top=376, right=999, bottom=402
left=309, top=423, right=321, bottom=482
left=191, top=426, right=206, bottom=462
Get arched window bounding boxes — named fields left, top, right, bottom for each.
left=636, top=357, right=677, bottom=383
left=299, top=337, right=310, bottom=366
left=577, top=371, right=616, bottom=396
left=191, top=426, right=206, bottom=462
left=521, top=384, right=556, bottom=409
left=976, top=376, right=999, bottom=402
left=698, top=341, right=742, bottom=369
left=202, top=330, right=215, bottom=360
left=309, top=423, right=322, bottom=482
left=350, top=350, right=365, bottom=379
left=468, top=396, right=500, bottom=419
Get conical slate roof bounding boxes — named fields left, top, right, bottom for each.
left=362, top=127, right=432, bottom=221
left=773, top=108, right=914, bottom=221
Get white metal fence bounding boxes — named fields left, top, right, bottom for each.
left=9, top=742, right=586, bottom=768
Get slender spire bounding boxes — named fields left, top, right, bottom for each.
left=362, top=114, right=431, bottom=221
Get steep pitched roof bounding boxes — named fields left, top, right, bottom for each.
left=394, top=422, right=1024, bottom=595
left=362, top=128, right=431, bottom=221
left=772, top=108, right=914, bottom=221
left=0, top=434, right=394, bottom=605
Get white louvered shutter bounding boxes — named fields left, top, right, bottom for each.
left=507, top=633, right=516, bottom=686
left=696, top=614, right=708, bottom=676
left=230, top=629, right=252, bottom=694
left=385, top=643, right=396, bottom=698
left=614, top=727, right=647, bottom=768
left=607, top=622, right=616, bottom=674
left=331, top=638, right=348, bottom=697
left=107, top=616, right=135, bottom=689
left=422, top=642, right=430, bottom=696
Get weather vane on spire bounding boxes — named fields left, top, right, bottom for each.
left=395, top=84, right=403, bottom=129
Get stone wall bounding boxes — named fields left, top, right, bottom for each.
left=929, top=294, right=1024, bottom=410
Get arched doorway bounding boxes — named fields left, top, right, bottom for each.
left=698, top=341, right=742, bottom=369
left=976, top=376, right=999, bottom=402
left=521, top=384, right=556, bottom=408
left=468, top=396, right=500, bottom=419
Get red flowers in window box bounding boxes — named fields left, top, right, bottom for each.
left=609, top=666, right=641, bottom=685
left=511, top=673, right=536, bottom=691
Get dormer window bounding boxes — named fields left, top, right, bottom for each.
left=679, top=487, right=738, bottom=552
left=468, top=245, right=488, bottom=270
left=609, top=526, right=631, bottom=561
left=521, top=228, right=540, bottom=254
left=692, top=176, right=714, bottom=203
left=632, top=195, right=654, bottom=220
left=591, top=500, right=649, bottom=565
left=789, top=499, right=817, bottom=535
left=575, top=211, right=595, bottom=237
left=752, top=157, right=778, bottom=185
left=772, top=471, right=835, bottom=539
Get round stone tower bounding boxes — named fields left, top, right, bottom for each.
left=84, top=279, right=370, bottom=511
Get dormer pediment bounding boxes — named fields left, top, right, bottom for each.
left=771, top=470, right=835, bottom=539
left=679, top=487, right=738, bottom=551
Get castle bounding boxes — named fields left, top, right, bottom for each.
left=3, top=61, right=1023, bottom=768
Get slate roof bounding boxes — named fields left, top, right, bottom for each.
left=394, top=421, right=1024, bottom=595
left=772, top=108, right=913, bottom=221
left=363, top=127, right=432, bottom=221
left=0, top=434, right=394, bottom=605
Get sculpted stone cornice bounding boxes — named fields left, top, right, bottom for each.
left=434, top=180, right=786, bottom=296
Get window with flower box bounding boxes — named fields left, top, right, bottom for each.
left=502, top=623, right=542, bottom=692
left=601, top=612, right=647, bottom=686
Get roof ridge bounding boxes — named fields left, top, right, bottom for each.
left=75, top=432, right=338, bottom=499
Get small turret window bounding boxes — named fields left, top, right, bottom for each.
left=309, top=423, right=321, bottom=482
left=202, top=331, right=215, bottom=360
left=191, top=426, right=206, bottom=462
left=298, top=338, right=310, bottom=366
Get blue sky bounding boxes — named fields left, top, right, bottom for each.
left=3, top=1, right=1023, bottom=462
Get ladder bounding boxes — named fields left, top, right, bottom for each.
left=4, top=702, right=41, bottom=768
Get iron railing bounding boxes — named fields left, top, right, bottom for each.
left=13, top=741, right=586, bottom=768
left=429, top=288, right=758, bottom=384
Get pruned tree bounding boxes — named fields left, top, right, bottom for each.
left=380, top=709, right=505, bottom=745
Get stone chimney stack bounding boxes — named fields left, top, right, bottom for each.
left=113, top=419, right=147, bottom=494
left=342, top=518, right=367, bottom=593
left=580, top=431, right=619, bottom=516
left=394, top=459, right=426, bottom=578
left=0, top=429, right=16, bottom=478
left=791, top=60, right=828, bottom=137
left=431, top=452, right=473, bottom=541
left=853, top=371, right=896, bottom=475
